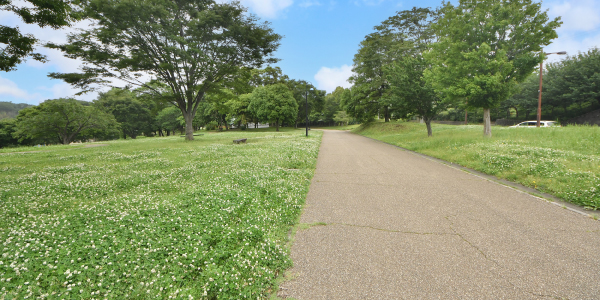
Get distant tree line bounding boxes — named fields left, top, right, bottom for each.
left=1, top=65, right=355, bottom=148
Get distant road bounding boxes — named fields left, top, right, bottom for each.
left=279, top=130, right=600, bottom=299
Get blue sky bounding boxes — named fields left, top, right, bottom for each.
left=1, top=0, right=600, bottom=105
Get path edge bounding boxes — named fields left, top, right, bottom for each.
left=355, top=132, right=599, bottom=220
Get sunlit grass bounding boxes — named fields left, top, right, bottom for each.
left=0, top=130, right=322, bottom=299
left=354, top=121, right=600, bottom=209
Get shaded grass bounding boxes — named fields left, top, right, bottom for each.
left=354, top=121, right=600, bottom=209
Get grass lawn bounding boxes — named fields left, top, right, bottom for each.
left=354, top=121, right=600, bottom=210
left=0, top=129, right=321, bottom=299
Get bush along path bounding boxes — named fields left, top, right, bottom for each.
left=0, top=131, right=322, bottom=299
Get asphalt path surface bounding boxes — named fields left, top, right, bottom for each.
left=279, top=130, right=600, bottom=299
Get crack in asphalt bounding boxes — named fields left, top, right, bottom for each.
left=444, top=215, right=501, bottom=267
left=298, top=221, right=452, bottom=236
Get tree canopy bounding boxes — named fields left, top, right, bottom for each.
left=425, top=0, right=561, bottom=136
left=94, top=88, right=153, bottom=139
left=14, top=98, right=119, bottom=144
left=248, top=83, right=298, bottom=131
left=1, top=0, right=81, bottom=71
left=48, top=0, right=281, bottom=140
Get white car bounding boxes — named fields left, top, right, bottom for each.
left=509, top=121, right=559, bottom=128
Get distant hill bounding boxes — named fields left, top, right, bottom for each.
left=0, top=102, right=33, bottom=120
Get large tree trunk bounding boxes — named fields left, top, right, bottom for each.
left=275, top=120, right=280, bottom=132
left=483, top=108, right=492, bottom=137
left=425, top=120, right=433, bottom=137
left=183, top=110, right=194, bottom=140
left=384, top=106, right=390, bottom=122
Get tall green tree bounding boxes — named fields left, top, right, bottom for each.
left=321, top=87, right=346, bottom=125
left=95, top=88, right=153, bottom=138
left=248, top=84, right=298, bottom=131
left=48, top=0, right=281, bottom=140
left=285, top=80, right=323, bottom=128
left=388, top=56, right=444, bottom=136
left=156, top=106, right=183, bottom=135
left=348, top=32, right=396, bottom=122
left=1, top=0, right=81, bottom=71
left=425, top=0, right=561, bottom=137
left=383, top=7, right=442, bottom=136
left=0, top=118, right=21, bottom=147
left=14, top=98, right=119, bottom=144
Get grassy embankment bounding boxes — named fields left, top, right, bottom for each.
left=353, top=121, right=600, bottom=210
left=0, top=129, right=321, bottom=299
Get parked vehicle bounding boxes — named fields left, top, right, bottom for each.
left=509, top=121, right=559, bottom=127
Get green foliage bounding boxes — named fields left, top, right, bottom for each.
left=347, top=7, right=438, bottom=124
left=227, top=93, right=253, bottom=128
left=503, top=48, right=600, bottom=121
left=0, top=118, right=21, bottom=148
left=354, top=121, right=600, bottom=209
left=248, top=84, right=298, bottom=131
left=156, top=106, right=183, bottom=135
left=333, top=111, right=350, bottom=126
left=0, top=130, right=322, bottom=299
left=425, top=0, right=561, bottom=136
left=348, top=32, right=394, bottom=122
left=387, top=56, right=444, bottom=136
left=47, top=0, right=281, bottom=140
left=285, top=80, right=324, bottom=126
left=95, top=88, right=154, bottom=139
left=320, top=87, right=345, bottom=124
left=380, top=7, right=441, bottom=136
left=13, top=98, right=120, bottom=144
left=0, top=0, right=81, bottom=71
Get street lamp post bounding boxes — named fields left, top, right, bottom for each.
left=305, top=85, right=313, bottom=137
left=537, top=50, right=567, bottom=127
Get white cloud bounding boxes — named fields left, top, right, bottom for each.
left=0, top=77, right=42, bottom=102
left=549, top=0, right=600, bottom=32
left=238, top=0, right=294, bottom=18
left=314, top=65, right=354, bottom=93
left=544, top=0, right=600, bottom=62
left=299, top=1, right=321, bottom=8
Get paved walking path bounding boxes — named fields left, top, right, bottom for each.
left=279, top=130, right=600, bottom=299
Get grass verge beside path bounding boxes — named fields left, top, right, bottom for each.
left=354, top=121, right=600, bottom=210
left=0, top=129, right=322, bottom=299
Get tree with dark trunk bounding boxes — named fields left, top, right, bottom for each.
left=248, top=84, right=298, bottom=132
left=48, top=0, right=280, bottom=140
left=13, top=98, right=119, bottom=144
left=425, top=0, right=561, bottom=137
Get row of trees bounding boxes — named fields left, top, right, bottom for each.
left=0, top=65, right=356, bottom=147
left=501, top=48, right=600, bottom=121
left=342, top=1, right=561, bottom=137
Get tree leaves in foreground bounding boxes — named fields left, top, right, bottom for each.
left=48, top=0, right=281, bottom=140
left=14, top=98, right=119, bottom=144
left=425, top=0, right=561, bottom=137
left=0, top=0, right=81, bottom=71
left=248, top=84, right=298, bottom=131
